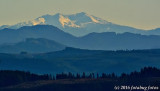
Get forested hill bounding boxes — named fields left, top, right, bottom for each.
left=1, top=48, right=160, bottom=75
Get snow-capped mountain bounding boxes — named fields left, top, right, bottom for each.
left=0, top=12, right=154, bottom=36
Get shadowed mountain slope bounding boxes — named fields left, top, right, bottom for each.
left=0, top=38, right=66, bottom=53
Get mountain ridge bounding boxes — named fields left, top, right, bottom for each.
left=1, top=25, right=160, bottom=51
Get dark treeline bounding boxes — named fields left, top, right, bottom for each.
left=56, top=67, right=160, bottom=80
left=56, top=72, right=117, bottom=80
left=0, top=70, right=51, bottom=87
left=1, top=67, right=160, bottom=88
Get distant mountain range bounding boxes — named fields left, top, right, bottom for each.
left=1, top=25, right=160, bottom=53
left=1, top=12, right=160, bottom=84
left=0, top=12, right=160, bottom=36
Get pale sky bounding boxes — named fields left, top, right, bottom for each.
left=0, top=0, right=160, bottom=30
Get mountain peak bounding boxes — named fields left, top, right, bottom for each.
left=0, top=12, right=148, bottom=37
left=0, top=12, right=107, bottom=30
left=54, top=13, right=63, bottom=16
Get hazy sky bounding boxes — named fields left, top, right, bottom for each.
left=0, top=0, right=160, bottom=30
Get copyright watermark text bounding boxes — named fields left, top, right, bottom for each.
left=114, top=85, right=159, bottom=91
